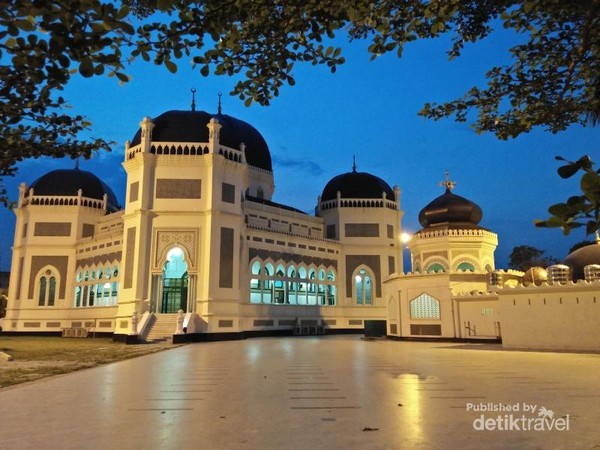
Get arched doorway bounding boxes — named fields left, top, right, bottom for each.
left=161, top=247, right=188, bottom=313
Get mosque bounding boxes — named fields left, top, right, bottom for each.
left=4, top=104, right=600, bottom=350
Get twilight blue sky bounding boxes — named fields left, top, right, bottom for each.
left=0, top=27, right=598, bottom=271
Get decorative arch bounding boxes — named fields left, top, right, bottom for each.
left=153, top=229, right=198, bottom=272
left=248, top=258, right=337, bottom=306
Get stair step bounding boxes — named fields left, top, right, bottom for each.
left=144, top=314, right=180, bottom=341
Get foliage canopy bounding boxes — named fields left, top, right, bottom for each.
left=0, top=0, right=598, bottom=205
left=508, top=245, right=558, bottom=271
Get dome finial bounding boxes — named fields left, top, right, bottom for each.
left=352, top=155, right=357, bottom=173
left=191, top=88, right=197, bottom=111
left=440, top=170, right=456, bottom=192
left=218, top=92, right=222, bottom=114
left=74, top=157, right=79, bottom=170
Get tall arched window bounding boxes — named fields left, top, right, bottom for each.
left=38, top=268, right=57, bottom=306
left=354, top=268, right=373, bottom=305
left=327, top=269, right=336, bottom=305
left=250, top=260, right=262, bottom=303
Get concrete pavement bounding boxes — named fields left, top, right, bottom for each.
left=0, top=336, right=598, bottom=449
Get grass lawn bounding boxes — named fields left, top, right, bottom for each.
left=0, top=336, right=176, bottom=388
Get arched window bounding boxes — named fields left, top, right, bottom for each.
left=38, top=276, right=47, bottom=306
left=354, top=268, right=373, bottom=305
left=426, top=263, right=446, bottom=273
left=287, top=265, right=298, bottom=304
left=410, top=294, right=441, bottom=319
left=250, top=260, right=263, bottom=303
left=37, top=268, right=57, bottom=306
left=274, top=265, right=286, bottom=303
left=456, top=262, right=475, bottom=272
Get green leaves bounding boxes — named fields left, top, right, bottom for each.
left=536, top=155, right=600, bottom=236
left=79, top=58, right=94, bottom=77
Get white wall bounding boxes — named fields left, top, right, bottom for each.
left=498, top=282, right=600, bottom=351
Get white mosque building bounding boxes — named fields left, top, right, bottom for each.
left=4, top=105, right=600, bottom=350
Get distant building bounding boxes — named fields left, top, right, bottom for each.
left=4, top=106, right=599, bottom=350
left=384, top=184, right=500, bottom=340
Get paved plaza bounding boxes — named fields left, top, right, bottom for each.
left=0, top=336, right=598, bottom=449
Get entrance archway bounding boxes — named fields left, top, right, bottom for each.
left=161, top=247, right=188, bottom=313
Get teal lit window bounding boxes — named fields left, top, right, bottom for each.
left=457, top=262, right=475, bottom=272
left=427, top=263, right=446, bottom=273
left=355, top=269, right=373, bottom=305
left=410, top=294, right=440, bottom=319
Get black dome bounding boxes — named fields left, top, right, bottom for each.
left=562, top=242, right=600, bottom=281
left=418, top=189, right=483, bottom=229
left=321, top=170, right=394, bottom=202
left=30, top=168, right=120, bottom=212
left=130, top=110, right=272, bottom=172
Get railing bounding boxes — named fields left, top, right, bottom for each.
left=245, top=220, right=338, bottom=244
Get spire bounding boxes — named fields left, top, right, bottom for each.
left=191, top=88, right=196, bottom=111
left=352, top=155, right=357, bottom=173
left=74, top=157, right=80, bottom=170
left=218, top=92, right=222, bottom=114
left=440, top=170, right=456, bottom=192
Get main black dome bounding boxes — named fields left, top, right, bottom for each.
left=418, top=188, right=483, bottom=229
left=130, top=110, right=272, bottom=172
left=30, top=168, right=120, bottom=212
left=321, top=170, right=394, bottom=202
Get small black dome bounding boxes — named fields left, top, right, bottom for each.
left=30, top=168, right=120, bottom=212
left=130, top=110, right=272, bottom=172
left=321, top=170, right=394, bottom=202
left=418, top=188, right=483, bottom=229
left=562, top=242, right=600, bottom=280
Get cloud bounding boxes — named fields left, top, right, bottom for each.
left=272, top=154, right=324, bottom=176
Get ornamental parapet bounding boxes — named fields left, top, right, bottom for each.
left=319, top=197, right=398, bottom=211
left=413, top=228, right=497, bottom=240
left=125, top=141, right=246, bottom=165
left=22, top=192, right=107, bottom=211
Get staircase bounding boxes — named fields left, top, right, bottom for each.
left=144, top=314, right=179, bottom=342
